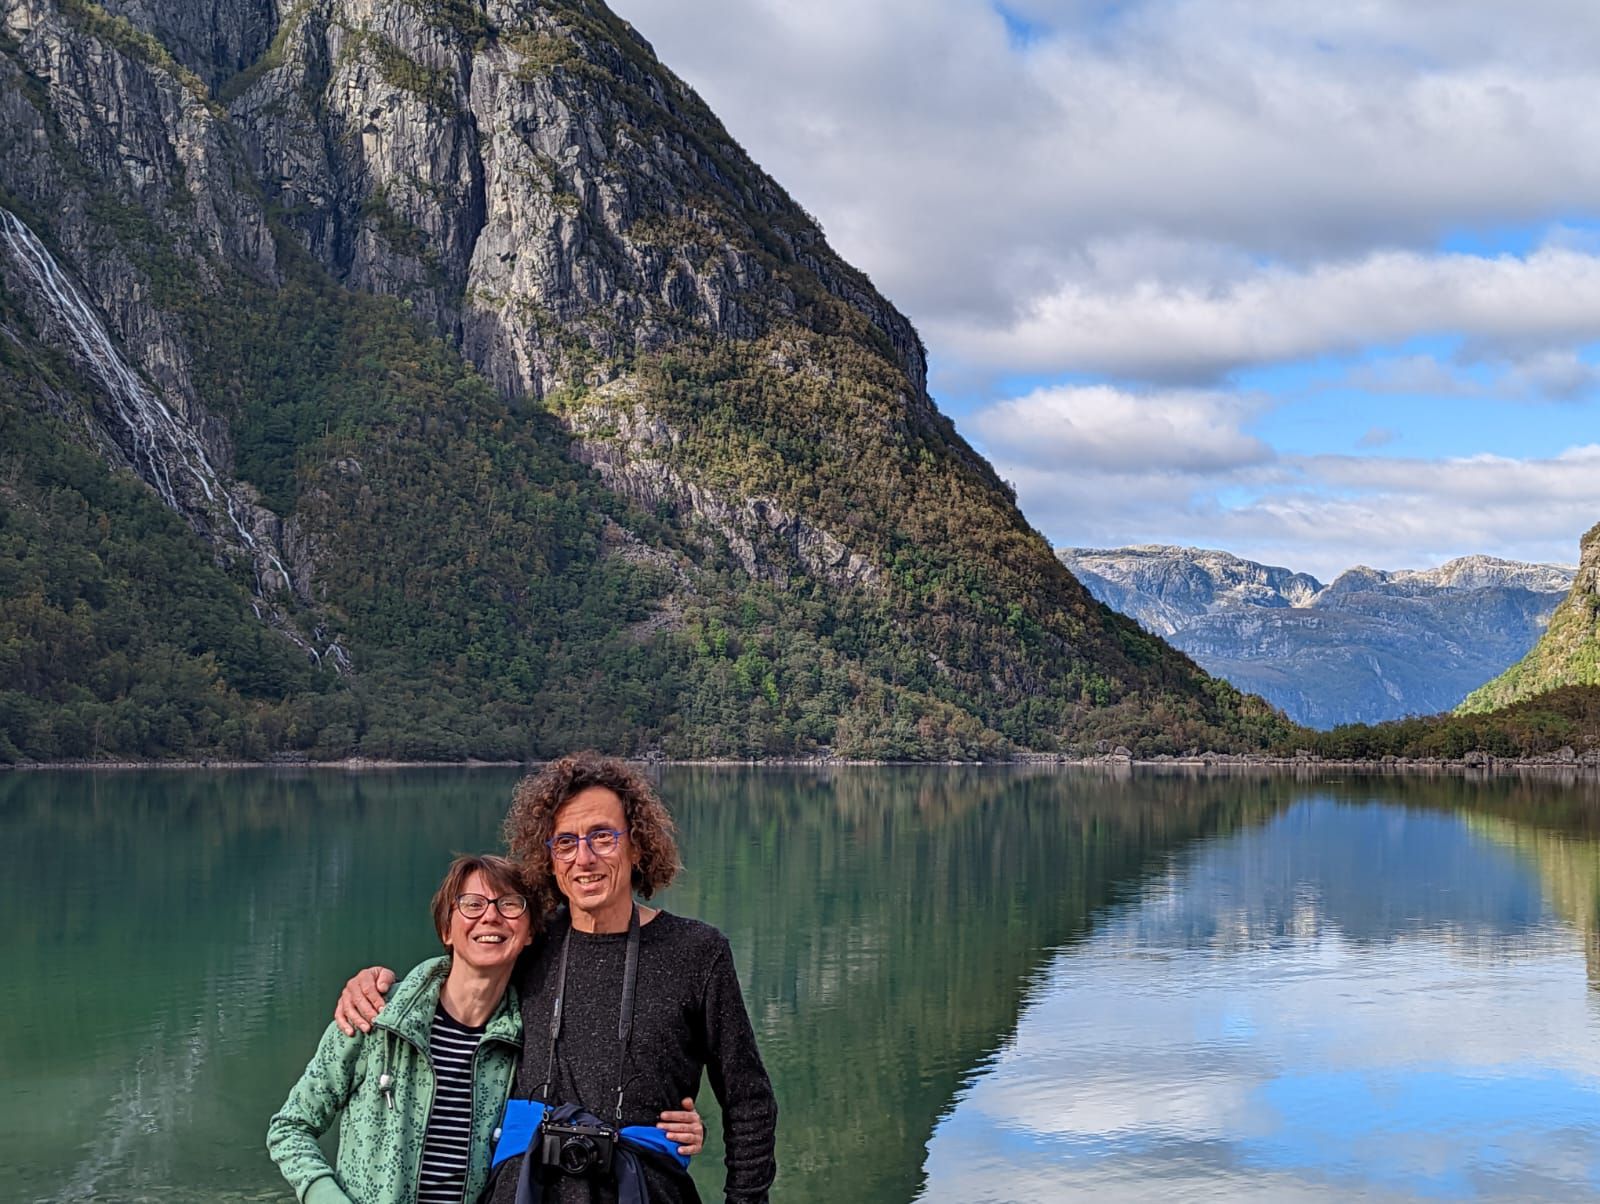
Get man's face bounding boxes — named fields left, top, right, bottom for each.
left=551, top=786, right=638, bottom=933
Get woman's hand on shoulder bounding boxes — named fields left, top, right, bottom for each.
left=657, top=1096, right=705, bottom=1156
left=333, top=966, right=397, bottom=1036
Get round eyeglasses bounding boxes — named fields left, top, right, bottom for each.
left=454, top=893, right=529, bottom=919
left=546, top=828, right=627, bottom=861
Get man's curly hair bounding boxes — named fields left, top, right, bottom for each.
left=504, top=752, right=681, bottom=915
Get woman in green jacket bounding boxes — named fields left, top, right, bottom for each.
left=267, top=854, right=703, bottom=1204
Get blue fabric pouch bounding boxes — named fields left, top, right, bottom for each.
left=617, top=1124, right=691, bottom=1171
left=491, top=1099, right=691, bottom=1172
left=492, top=1099, right=548, bottom=1169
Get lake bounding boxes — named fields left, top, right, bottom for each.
left=5, top=767, right=1600, bottom=1202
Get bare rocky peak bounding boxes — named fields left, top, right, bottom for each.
left=1057, top=545, right=1323, bottom=635
left=12, top=0, right=929, bottom=409
left=215, top=0, right=929, bottom=404
left=1057, top=543, right=1578, bottom=726
left=1324, top=555, right=1576, bottom=598
left=1579, top=522, right=1600, bottom=594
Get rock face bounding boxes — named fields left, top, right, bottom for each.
left=1059, top=546, right=1574, bottom=728
left=0, top=0, right=920, bottom=606
left=564, top=383, right=881, bottom=591
left=0, top=207, right=345, bottom=672
left=0, top=0, right=1289, bottom=760
left=102, top=0, right=278, bottom=90
left=221, top=0, right=929, bottom=402
left=1060, top=545, right=1323, bottom=637
left=1459, top=524, right=1600, bottom=714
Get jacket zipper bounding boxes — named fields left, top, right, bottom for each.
left=378, top=1013, right=434, bottom=1204
left=464, top=1034, right=520, bottom=1204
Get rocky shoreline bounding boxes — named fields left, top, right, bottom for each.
left=7, top=750, right=1600, bottom=774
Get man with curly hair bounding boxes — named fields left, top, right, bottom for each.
left=335, top=753, right=778, bottom=1204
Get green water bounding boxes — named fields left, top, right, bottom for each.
left=5, top=768, right=1600, bottom=1202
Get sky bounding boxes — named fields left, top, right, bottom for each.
left=607, top=0, right=1600, bottom=581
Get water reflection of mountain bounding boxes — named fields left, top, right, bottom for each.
left=1464, top=814, right=1600, bottom=990
left=659, top=767, right=1292, bottom=1204
left=1312, top=775, right=1600, bottom=989
left=1112, top=798, right=1554, bottom=958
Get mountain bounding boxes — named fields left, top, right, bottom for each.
left=0, top=0, right=1291, bottom=762
left=1058, top=546, right=1573, bottom=728
left=1060, top=545, right=1324, bottom=637
left=1458, top=523, right=1600, bottom=714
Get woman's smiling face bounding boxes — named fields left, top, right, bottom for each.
left=445, top=869, right=533, bottom=970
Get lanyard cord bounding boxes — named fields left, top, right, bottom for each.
left=539, top=904, right=642, bottom=1124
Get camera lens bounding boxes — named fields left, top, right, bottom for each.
left=559, top=1135, right=598, bottom=1175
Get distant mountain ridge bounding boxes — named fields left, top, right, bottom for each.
left=1058, top=546, right=1574, bottom=728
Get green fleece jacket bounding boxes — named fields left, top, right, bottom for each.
left=267, top=957, right=522, bottom=1204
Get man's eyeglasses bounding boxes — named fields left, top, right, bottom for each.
left=546, top=828, right=627, bottom=861
left=454, top=893, right=529, bottom=919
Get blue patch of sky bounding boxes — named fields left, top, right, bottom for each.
left=1438, top=216, right=1600, bottom=257
left=1210, top=485, right=1267, bottom=510
left=991, top=1, right=1145, bottom=48
left=1239, top=335, right=1600, bottom=461
left=991, top=3, right=1045, bottom=49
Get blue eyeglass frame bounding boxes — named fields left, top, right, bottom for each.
left=545, top=828, right=627, bottom=858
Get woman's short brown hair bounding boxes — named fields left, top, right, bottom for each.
left=430, top=853, right=530, bottom=944
left=504, top=752, right=681, bottom=914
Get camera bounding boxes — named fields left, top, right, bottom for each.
left=537, top=1116, right=616, bottom=1177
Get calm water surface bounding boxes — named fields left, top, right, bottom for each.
left=4, top=768, right=1600, bottom=1202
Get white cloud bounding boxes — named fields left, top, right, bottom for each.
left=971, top=383, right=1598, bottom=577
left=1496, top=349, right=1600, bottom=402
left=941, top=245, right=1600, bottom=382
left=615, top=0, right=1600, bottom=341
left=1344, top=347, right=1600, bottom=403
left=969, top=384, right=1273, bottom=471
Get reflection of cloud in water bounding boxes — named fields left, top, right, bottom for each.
left=917, top=801, right=1600, bottom=1202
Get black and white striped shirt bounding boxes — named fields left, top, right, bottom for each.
left=417, top=1004, right=486, bottom=1204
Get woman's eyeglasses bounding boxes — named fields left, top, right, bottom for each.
left=454, top=893, right=529, bottom=919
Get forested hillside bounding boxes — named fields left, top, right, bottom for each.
left=0, top=0, right=1291, bottom=762
left=1459, top=523, right=1600, bottom=715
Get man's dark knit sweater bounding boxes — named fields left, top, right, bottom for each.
left=488, top=909, right=777, bottom=1204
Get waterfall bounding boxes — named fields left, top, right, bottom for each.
left=0, top=207, right=350, bottom=672
left=1, top=207, right=296, bottom=595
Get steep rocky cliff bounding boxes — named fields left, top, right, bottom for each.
left=0, top=0, right=1289, bottom=761
left=1059, top=546, right=1573, bottom=728
left=1458, top=524, right=1600, bottom=714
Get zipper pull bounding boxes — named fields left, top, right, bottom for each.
left=379, top=1072, right=394, bottom=1110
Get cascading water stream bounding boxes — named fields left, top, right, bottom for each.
left=1, top=207, right=350, bottom=671
left=0, top=207, right=294, bottom=593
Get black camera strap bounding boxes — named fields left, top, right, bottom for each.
left=539, top=903, right=641, bottom=1123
